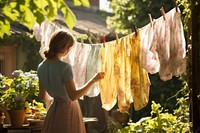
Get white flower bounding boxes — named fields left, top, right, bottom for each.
left=12, top=70, right=24, bottom=77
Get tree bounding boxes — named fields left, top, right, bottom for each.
left=107, top=0, right=174, bottom=34
left=0, top=0, right=90, bottom=38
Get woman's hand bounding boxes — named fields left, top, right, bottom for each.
left=92, top=72, right=105, bottom=82
left=65, top=72, right=105, bottom=101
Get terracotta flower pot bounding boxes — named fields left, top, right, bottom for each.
left=7, top=110, right=26, bottom=127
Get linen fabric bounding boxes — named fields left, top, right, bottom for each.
left=114, top=35, right=133, bottom=112
left=130, top=32, right=151, bottom=111
left=140, top=23, right=160, bottom=74
left=85, top=44, right=102, bottom=97
left=99, top=41, right=117, bottom=111
left=63, top=42, right=91, bottom=99
left=148, top=8, right=186, bottom=81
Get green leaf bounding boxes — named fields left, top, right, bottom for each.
left=73, top=0, right=81, bottom=6
left=2, top=5, right=19, bottom=22
left=35, top=11, right=45, bottom=24
left=59, top=2, right=76, bottom=29
left=33, top=0, right=48, bottom=9
left=29, top=0, right=48, bottom=24
left=73, top=0, right=90, bottom=7
left=0, top=19, right=11, bottom=38
left=46, top=0, right=57, bottom=21
left=20, top=8, right=36, bottom=29
left=80, top=0, right=90, bottom=7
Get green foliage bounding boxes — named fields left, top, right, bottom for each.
left=117, top=79, right=191, bottom=133
left=0, top=70, right=39, bottom=110
left=117, top=101, right=190, bottom=133
left=176, top=0, right=192, bottom=31
left=107, top=0, right=174, bottom=34
left=73, top=0, right=90, bottom=8
left=130, top=75, right=183, bottom=123
left=0, top=0, right=90, bottom=38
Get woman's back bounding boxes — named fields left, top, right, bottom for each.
left=37, top=60, right=73, bottom=98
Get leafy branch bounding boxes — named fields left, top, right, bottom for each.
left=0, top=0, right=90, bottom=38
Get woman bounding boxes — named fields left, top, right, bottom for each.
left=37, top=30, right=105, bottom=133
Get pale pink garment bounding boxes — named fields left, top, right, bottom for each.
left=149, top=8, right=186, bottom=81
left=63, top=42, right=91, bottom=88
left=43, top=21, right=58, bottom=59
left=170, top=8, right=187, bottom=77
left=41, top=97, right=86, bottom=133
left=140, top=24, right=160, bottom=74
left=33, top=21, right=59, bottom=59
left=157, top=9, right=173, bottom=81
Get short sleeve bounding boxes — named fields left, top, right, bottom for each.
left=37, top=63, right=42, bottom=79
left=62, top=64, right=73, bottom=82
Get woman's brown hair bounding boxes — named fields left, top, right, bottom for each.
left=44, top=30, right=75, bottom=59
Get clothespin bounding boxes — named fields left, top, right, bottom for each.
left=148, top=14, right=153, bottom=27
left=88, top=32, right=98, bottom=44
left=160, top=7, right=166, bottom=21
left=132, top=24, right=138, bottom=36
left=115, top=32, right=119, bottom=44
left=102, top=35, right=106, bottom=47
left=80, top=36, right=84, bottom=46
left=173, top=0, right=178, bottom=12
left=88, top=37, right=93, bottom=44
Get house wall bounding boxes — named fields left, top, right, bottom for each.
left=16, top=45, right=27, bottom=70
left=0, top=46, right=16, bottom=77
left=0, top=45, right=28, bottom=77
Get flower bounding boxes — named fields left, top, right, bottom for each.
left=25, top=100, right=46, bottom=114
left=0, top=70, right=39, bottom=110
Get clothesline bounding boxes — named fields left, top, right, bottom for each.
left=33, top=7, right=187, bottom=112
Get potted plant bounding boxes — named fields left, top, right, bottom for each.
left=0, top=70, right=39, bottom=127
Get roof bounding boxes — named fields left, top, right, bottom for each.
left=57, top=3, right=114, bottom=36
left=9, top=2, right=115, bottom=39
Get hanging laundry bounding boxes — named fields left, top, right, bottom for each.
left=170, top=8, right=187, bottom=77
left=63, top=42, right=91, bottom=99
left=85, top=44, right=102, bottom=97
left=140, top=24, right=160, bottom=74
left=130, top=31, right=151, bottom=111
left=114, top=35, right=133, bottom=112
left=156, top=9, right=173, bottom=81
left=141, top=7, right=187, bottom=81
left=33, top=20, right=59, bottom=59
left=158, top=8, right=186, bottom=81
left=99, top=41, right=117, bottom=111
